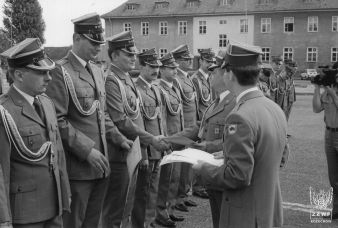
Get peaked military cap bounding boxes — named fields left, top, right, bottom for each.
left=208, top=50, right=227, bottom=71
left=284, top=59, right=297, bottom=67
left=107, top=31, right=138, bottom=55
left=160, top=53, right=179, bottom=68
left=1, top=38, right=55, bottom=71
left=271, top=55, right=283, bottom=63
left=72, top=12, right=105, bottom=44
left=198, top=48, right=215, bottom=62
left=171, top=44, right=194, bottom=60
left=138, top=48, right=162, bottom=67
left=222, top=41, right=262, bottom=68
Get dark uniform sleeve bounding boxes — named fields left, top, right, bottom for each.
left=199, top=113, right=255, bottom=190
left=0, top=118, right=12, bottom=224
left=105, top=75, right=156, bottom=159
left=191, top=76, right=203, bottom=120
left=46, top=65, right=95, bottom=161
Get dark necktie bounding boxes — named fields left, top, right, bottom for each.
left=85, top=63, right=92, bottom=75
left=33, top=97, right=45, bottom=123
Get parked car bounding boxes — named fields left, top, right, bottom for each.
left=300, top=69, right=318, bottom=80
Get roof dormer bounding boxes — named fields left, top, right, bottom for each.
left=155, top=1, right=170, bottom=9
left=126, top=3, right=140, bottom=11
left=186, top=0, right=201, bottom=8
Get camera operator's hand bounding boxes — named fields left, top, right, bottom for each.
left=325, top=85, right=337, bottom=98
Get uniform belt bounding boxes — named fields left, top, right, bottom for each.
left=326, top=126, right=338, bottom=132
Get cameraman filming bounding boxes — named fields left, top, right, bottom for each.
left=312, top=65, right=338, bottom=219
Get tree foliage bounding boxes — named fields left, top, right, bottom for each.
left=2, top=0, right=46, bottom=44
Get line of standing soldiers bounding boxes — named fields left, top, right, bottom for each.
left=258, top=56, right=298, bottom=122
left=0, top=12, right=234, bottom=228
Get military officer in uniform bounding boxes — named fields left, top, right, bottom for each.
left=171, top=44, right=198, bottom=211
left=170, top=50, right=237, bottom=227
left=46, top=13, right=130, bottom=228
left=104, top=31, right=169, bottom=228
left=190, top=48, right=215, bottom=199
left=284, top=59, right=297, bottom=121
left=133, top=48, right=165, bottom=228
left=155, top=53, right=185, bottom=227
left=193, top=42, right=288, bottom=228
left=0, top=38, right=71, bottom=228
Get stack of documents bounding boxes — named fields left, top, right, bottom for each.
left=160, top=148, right=223, bottom=167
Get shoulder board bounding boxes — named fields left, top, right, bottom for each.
left=57, top=58, right=68, bottom=66
left=0, top=94, right=10, bottom=105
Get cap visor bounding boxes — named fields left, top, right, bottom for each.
left=208, top=63, right=220, bottom=71
left=146, top=60, right=162, bottom=67
left=83, top=34, right=105, bottom=44
left=26, top=56, right=55, bottom=71
left=121, top=47, right=138, bottom=55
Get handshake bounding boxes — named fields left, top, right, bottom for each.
left=151, top=135, right=172, bottom=152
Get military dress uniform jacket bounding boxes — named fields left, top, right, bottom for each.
left=173, top=69, right=199, bottom=128
left=134, top=77, right=164, bottom=160
left=0, top=87, right=71, bottom=224
left=157, top=80, right=184, bottom=136
left=191, top=70, right=212, bottom=120
left=174, top=92, right=236, bottom=152
left=105, top=64, right=157, bottom=162
left=46, top=51, right=126, bottom=180
left=199, top=90, right=287, bottom=228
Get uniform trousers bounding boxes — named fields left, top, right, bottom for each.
left=14, top=216, right=62, bottom=228
left=102, top=162, right=129, bottom=228
left=206, top=189, right=223, bottom=228
left=132, top=160, right=161, bottom=228
left=324, top=129, right=338, bottom=214
left=156, top=163, right=181, bottom=221
left=176, top=163, right=193, bottom=204
left=63, top=178, right=108, bottom=228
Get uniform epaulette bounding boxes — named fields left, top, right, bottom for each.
left=0, top=94, right=10, bottom=105
left=57, top=58, right=68, bottom=66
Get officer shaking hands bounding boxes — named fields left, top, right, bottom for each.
left=193, top=41, right=288, bottom=228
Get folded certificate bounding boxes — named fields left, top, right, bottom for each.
left=160, top=148, right=223, bottom=167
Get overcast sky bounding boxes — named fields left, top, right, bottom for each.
left=0, top=0, right=127, bottom=46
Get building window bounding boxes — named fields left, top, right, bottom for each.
left=178, top=21, right=187, bottom=35
left=159, top=21, right=168, bottom=35
left=126, top=4, right=136, bottom=10
left=155, top=2, right=169, bottom=9
left=262, top=47, right=270, bottom=62
left=332, top=48, right=338, bottom=62
left=261, top=18, right=271, bottom=33
left=307, top=47, right=317, bottom=62
left=141, top=22, right=149, bottom=36
left=258, top=0, right=273, bottom=4
left=308, top=16, right=318, bottom=32
left=221, top=0, right=230, bottom=5
left=220, top=19, right=227, bottom=25
left=332, top=16, right=338, bottom=32
left=187, top=1, right=199, bottom=7
left=240, top=19, right=248, bottom=33
left=159, top=48, right=168, bottom=58
left=219, top=34, right=227, bottom=48
left=199, top=21, right=206, bottom=34
left=283, top=47, right=293, bottom=61
left=123, top=23, right=132, bottom=32
left=284, top=17, right=294, bottom=33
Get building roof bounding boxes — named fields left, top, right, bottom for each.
left=102, top=0, right=338, bottom=19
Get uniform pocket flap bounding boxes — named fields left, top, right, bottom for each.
left=76, top=87, right=95, bottom=98
left=18, top=125, right=41, bottom=136
left=10, top=183, right=36, bottom=193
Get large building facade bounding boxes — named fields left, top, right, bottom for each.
left=102, top=0, right=338, bottom=70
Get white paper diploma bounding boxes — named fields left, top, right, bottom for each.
left=160, top=148, right=224, bottom=167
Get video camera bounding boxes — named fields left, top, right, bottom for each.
left=311, top=65, right=338, bottom=86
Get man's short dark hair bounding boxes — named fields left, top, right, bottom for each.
left=231, top=65, right=261, bottom=86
